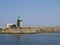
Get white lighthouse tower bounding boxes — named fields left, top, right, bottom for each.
left=17, top=16, right=22, bottom=28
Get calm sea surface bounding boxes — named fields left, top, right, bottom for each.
left=0, top=33, right=60, bottom=45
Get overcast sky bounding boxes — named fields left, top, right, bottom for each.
left=0, top=0, right=60, bottom=26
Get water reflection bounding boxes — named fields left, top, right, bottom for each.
left=7, top=34, right=23, bottom=45
left=0, top=33, right=60, bottom=45
left=0, top=34, right=22, bottom=45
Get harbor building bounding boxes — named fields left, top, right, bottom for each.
left=5, top=23, right=16, bottom=28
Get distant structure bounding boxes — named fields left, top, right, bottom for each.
left=17, top=16, right=22, bottom=27
left=0, top=16, right=60, bottom=34
left=5, top=23, right=16, bottom=28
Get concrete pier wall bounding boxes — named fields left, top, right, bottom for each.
left=0, top=26, right=60, bottom=34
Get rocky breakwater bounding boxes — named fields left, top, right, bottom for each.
left=0, top=26, right=60, bottom=34
left=0, top=27, right=38, bottom=34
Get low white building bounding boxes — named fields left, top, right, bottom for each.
left=5, top=23, right=16, bottom=28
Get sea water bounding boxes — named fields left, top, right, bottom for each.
left=0, top=33, right=60, bottom=45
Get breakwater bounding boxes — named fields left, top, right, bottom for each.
left=0, top=26, right=60, bottom=34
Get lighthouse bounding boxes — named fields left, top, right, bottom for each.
left=17, top=16, right=22, bottom=28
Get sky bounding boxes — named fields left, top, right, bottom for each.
left=0, top=0, right=60, bottom=26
